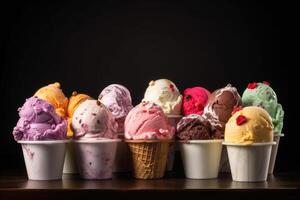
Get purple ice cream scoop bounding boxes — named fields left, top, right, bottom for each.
left=98, top=84, right=133, bottom=133
left=12, top=96, right=67, bottom=141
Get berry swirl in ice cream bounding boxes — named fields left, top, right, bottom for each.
left=98, top=84, right=133, bottom=133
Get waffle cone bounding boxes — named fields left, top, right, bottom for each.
left=126, top=140, right=172, bottom=179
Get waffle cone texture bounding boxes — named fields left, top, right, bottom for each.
left=126, top=140, right=171, bottom=179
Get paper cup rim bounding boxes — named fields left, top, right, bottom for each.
left=167, top=114, right=183, bottom=118
left=124, top=139, right=174, bottom=143
left=177, top=139, right=223, bottom=144
left=222, top=141, right=276, bottom=146
left=274, top=133, right=284, bottom=137
left=18, top=139, right=71, bottom=144
left=73, top=138, right=121, bottom=143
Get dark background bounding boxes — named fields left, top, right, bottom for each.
left=1, top=1, right=295, bottom=173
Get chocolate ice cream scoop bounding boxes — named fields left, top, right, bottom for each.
left=176, top=114, right=218, bottom=140
left=203, top=84, right=242, bottom=137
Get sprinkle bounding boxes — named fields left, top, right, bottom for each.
left=236, top=115, right=247, bottom=125
left=263, top=81, right=270, bottom=86
left=247, top=82, right=258, bottom=89
left=96, top=100, right=101, bottom=106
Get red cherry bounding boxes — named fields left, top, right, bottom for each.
left=263, top=81, right=270, bottom=86
left=247, top=82, right=258, bottom=89
left=236, top=115, right=247, bottom=125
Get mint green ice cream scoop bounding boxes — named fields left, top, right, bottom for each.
left=242, top=82, right=284, bottom=134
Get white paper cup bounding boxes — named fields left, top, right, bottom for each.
left=268, top=133, right=284, bottom=174
left=224, top=142, right=276, bottom=182
left=74, top=139, right=121, bottom=180
left=166, top=115, right=182, bottom=171
left=63, top=141, right=78, bottom=174
left=113, top=133, right=132, bottom=172
left=18, top=140, right=69, bottom=180
left=219, top=145, right=231, bottom=173
left=179, top=139, right=223, bottom=179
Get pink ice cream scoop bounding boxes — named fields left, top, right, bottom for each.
left=12, top=96, right=67, bottom=141
left=124, top=102, right=175, bottom=140
left=98, top=84, right=133, bottom=133
left=72, top=99, right=118, bottom=140
left=182, top=87, right=210, bottom=116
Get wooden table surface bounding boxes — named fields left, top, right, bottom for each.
left=0, top=172, right=299, bottom=200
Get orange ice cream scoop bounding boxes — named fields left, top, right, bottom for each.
left=67, top=91, right=92, bottom=137
left=34, top=82, right=68, bottom=118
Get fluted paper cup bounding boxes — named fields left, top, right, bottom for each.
left=224, top=142, right=276, bottom=182
left=179, top=139, right=223, bottom=179
left=18, top=140, right=69, bottom=180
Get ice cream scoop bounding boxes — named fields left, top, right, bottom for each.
left=176, top=114, right=215, bottom=140
left=203, top=84, right=242, bottom=138
left=98, top=84, right=133, bottom=133
left=142, top=79, right=182, bottom=115
left=34, top=82, right=68, bottom=117
left=224, top=106, right=274, bottom=145
left=72, top=99, right=118, bottom=140
left=242, top=82, right=284, bottom=134
left=182, top=87, right=210, bottom=116
left=125, top=102, right=175, bottom=140
left=12, top=96, right=67, bottom=141
left=67, top=91, right=92, bottom=137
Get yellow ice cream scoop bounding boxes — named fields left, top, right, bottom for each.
left=67, top=91, right=92, bottom=137
left=34, top=82, right=68, bottom=118
left=224, top=106, right=273, bottom=145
